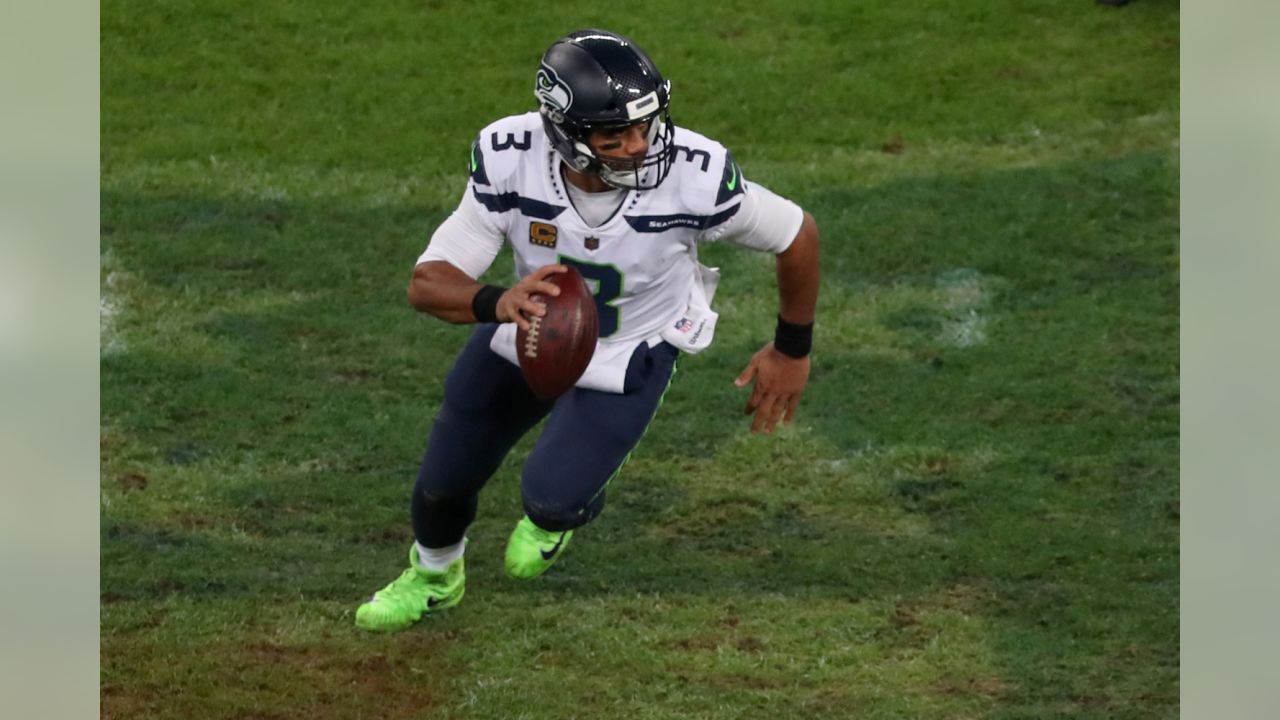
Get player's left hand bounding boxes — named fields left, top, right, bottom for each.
left=734, top=343, right=811, bottom=434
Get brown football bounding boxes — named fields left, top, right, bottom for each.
left=515, top=267, right=599, bottom=400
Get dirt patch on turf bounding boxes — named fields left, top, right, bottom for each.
left=933, top=674, right=1012, bottom=700
left=104, top=640, right=443, bottom=720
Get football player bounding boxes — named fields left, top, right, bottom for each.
left=356, top=29, right=820, bottom=632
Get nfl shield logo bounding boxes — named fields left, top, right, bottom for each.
left=674, top=318, right=694, bottom=333
left=584, top=236, right=600, bottom=251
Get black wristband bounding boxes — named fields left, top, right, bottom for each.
left=471, top=285, right=506, bottom=324
left=774, top=315, right=813, bottom=358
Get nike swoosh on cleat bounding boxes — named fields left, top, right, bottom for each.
left=539, top=534, right=566, bottom=561
left=725, top=163, right=738, bottom=191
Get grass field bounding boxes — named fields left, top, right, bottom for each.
left=101, top=1, right=1179, bottom=718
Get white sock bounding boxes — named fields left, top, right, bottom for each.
left=416, top=540, right=465, bottom=572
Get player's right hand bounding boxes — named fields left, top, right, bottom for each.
left=496, top=264, right=568, bottom=333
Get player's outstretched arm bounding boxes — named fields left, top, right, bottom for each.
left=734, top=211, right=820, bottom=434
left=408, top=261, right=566, bottom=331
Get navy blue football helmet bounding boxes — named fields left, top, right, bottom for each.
left=534, top=29, right=675, bottom=189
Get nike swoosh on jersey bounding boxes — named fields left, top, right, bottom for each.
left=716, top=153, right=746, bottom=205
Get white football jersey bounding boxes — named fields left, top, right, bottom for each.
left=420, top=112, right=803, bottom=393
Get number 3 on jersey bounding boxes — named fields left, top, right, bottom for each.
left=559, top=256, right=623, bottom=338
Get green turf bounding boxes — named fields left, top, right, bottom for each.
left=102, top=1, right=1179, bottom=717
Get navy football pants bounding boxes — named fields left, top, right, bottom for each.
left=411, top=324, right=678, bottom=548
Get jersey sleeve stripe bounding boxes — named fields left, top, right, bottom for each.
left=469, top=139, right=490, bottom=186
left=471, top=186, right=567, bottom=220
left=622, top=202, right=741, bottom=233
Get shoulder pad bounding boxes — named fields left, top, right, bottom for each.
left=665, top=127, right=745, bottom=213
left=468, top=112, right=542, bottom=189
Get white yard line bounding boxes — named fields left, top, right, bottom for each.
left=937, top=268, right=988, bottom=348
left=100, top=251, right=127, bottom=357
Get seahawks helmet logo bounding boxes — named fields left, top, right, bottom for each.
left=535, top=64, right=573, bottom=123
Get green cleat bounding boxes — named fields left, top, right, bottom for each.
left=504, top=516, right=573, bottom=579
left=355, top=544, right=465, bottom=632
